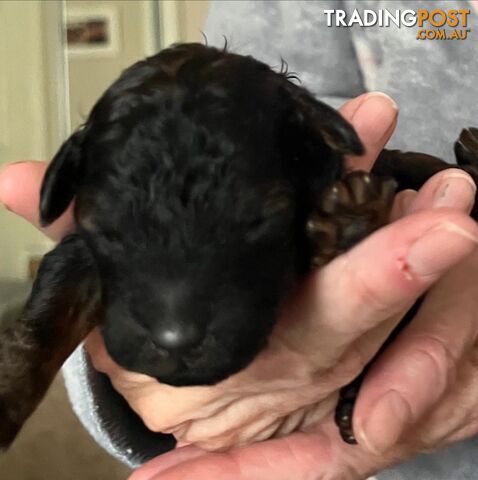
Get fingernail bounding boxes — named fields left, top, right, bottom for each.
left=358, top=390, right=411, bottom=454
left=433, top=172, right=476, bottom=211
left=352, top=92, right=398, bottom=144
left=406, top=221, right=478, bottom=278
left=366, top=91, right=399, bottom=109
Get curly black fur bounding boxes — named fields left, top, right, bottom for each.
left=40, top=42, right=362, bottom=386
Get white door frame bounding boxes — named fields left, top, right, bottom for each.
left=157, top=0, right=181, bottom=48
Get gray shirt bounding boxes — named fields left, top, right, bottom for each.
left=63, top=1, right=478, bottom=477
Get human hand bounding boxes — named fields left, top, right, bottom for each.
left=128, top=249, right=478, bottom=480
left=81, top=91, right=417, bottom=450
left=123, top=95, right=478, bottom=479
left=1, top=93, right=477, bottom=480
left=71, top=96, right=478, bottom=458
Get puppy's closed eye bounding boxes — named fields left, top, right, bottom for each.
left=243, top=185, right=294, bottom=243
left=263, top=185, right=294, bottom=216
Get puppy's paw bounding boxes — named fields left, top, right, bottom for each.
left=0, top=405, right=19, bottom=451
left=454, top=128, right=478, bottom=218
left=335, top=379, right=362, bottom=444
left=307, top=171, right=396, bottom=267
left=455, top=127, right=478, bottom=167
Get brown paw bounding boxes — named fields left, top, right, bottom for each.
left=0, top=405, right=19, bottom=451
left=454, top=128, right=478, bottom=218
left=307, top=171, right=396, bottom=267
left=334, top=377, right=363, bottom=444
left=335, top=400, right=357, bottom=444
left=455, top=127, right=478, bottom=167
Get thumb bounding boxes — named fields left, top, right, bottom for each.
left=0, top=161, right=74, bottom=241
left=353, top=251, right=478, bottom=454
left=276, top=208, right=478, bottom=369
left=128, top=418, right=400, bottom=480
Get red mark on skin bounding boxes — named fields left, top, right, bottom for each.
left=397, top=257, right=414, bottom=281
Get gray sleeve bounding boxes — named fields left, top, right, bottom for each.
left=346, top=0, right=478, bottom=161
left=62, top=347, right=175, bottom=469
left=379, top=436, right=478, bottom=480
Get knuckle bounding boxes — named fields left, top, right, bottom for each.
left=343, top=255, right=394, bottom=321
left=407, top=334, right=456, bottom=387
left=188, top=431, right=237, bottom=451
left=319, top=342, right=369, bottom=393
left=179, top=424, right=205, bottom=445
left=87, top=351, right=110, bottom=373
left=140, top=414, right=164, bottom=433
left=337, top=343, right=370, bottom=383
left=196, top=439, right=231, bottom=451
left=142, top=413, right=181, bottom=434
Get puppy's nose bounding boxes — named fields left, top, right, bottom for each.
left=152, top=322, right=203, bottom=351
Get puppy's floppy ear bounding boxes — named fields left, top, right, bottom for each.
left=285, top=83, right=364, bottom=156
left=40, top=129, right=86, bottom=226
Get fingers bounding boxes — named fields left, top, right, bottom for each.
left=405, top=168, right=476, bottom=215
left=390, top=168, right=476, bottom=221
left=84, top=329, right=230, bottom=434
left=339, top=92, right=398, bottom=171
left=129, top=382, right=478, bottom=480
left=352, top=169, right=477, bottom=454
left=129, top=446, right=208, bottom=480
left=85, top=328, right=124, bottom=376
left=131, top=432, right=330, bottom=480
left=282, top=168, right=476, bottom=361
left=129, top=418, right=393, bottom=480
left=0, top=161, right=74, bottom=241
left=353, top=250, right=478, bottom=454
left=276, top=208, right=478, bottom=369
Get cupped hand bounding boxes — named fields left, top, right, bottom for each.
left=83, top=93, right=478, bottom=453
left=129, top=249, right=478, bottom=480
left=124, top=96, right=478, bottom=479
left=82, top=92, right=424, bottom=450
left=1, top=92, right=477, bottom=480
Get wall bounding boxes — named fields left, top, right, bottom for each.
left=0, top=1, right=60, bottom=279
left=67, top=0, right=211, bottom=129
left=178, top=0, right=210, bottom=42
left=67, top=0, right=158, bottom=129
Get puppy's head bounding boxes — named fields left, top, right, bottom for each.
left=40, top=43, right=362, bottom=385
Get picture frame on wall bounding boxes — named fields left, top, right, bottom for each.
left=66, top=5, right=120, bottom=58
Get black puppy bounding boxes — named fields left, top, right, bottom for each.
left=1, top=42, right=477, bottom=449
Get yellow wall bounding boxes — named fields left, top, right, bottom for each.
left=178, top=1, right=210, bottom=42
left=0, top=1, right=59, bottom=279
left=67, top=0, right=156, bottom=129
left=67, top=0, right=211, bottom=129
